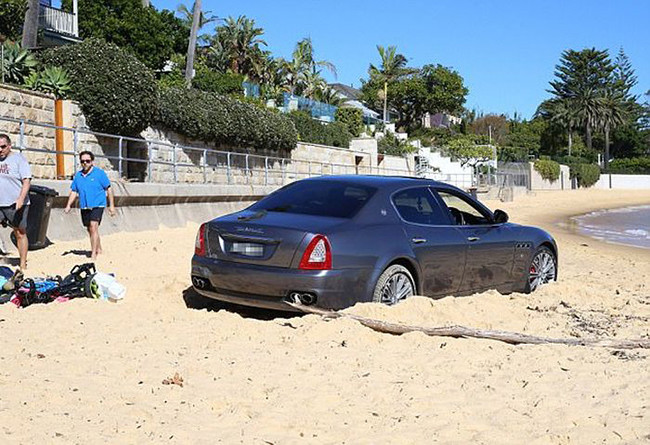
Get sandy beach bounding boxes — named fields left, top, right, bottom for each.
left=0, top=189, right=649, bottom=444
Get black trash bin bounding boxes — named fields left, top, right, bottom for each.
left=25, top=185, right=58, bottom=249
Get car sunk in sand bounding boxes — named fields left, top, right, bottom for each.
left=191, top=176, right=557, bottom=311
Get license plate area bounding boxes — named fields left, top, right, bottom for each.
left=229, top=242, right=265, bottom=257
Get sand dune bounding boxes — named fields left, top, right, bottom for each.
left=0, top=189, right=648, bottom=443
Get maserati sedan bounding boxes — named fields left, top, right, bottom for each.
left=191, top=175, right=557, bottom=311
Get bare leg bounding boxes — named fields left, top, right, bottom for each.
left=14, top=227, right=28, bottom=270
left=88, top=222, right=99, bottom=260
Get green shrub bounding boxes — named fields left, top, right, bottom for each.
left=571, top=163, right=600, bottom=188
left=0, top=1, right=27, bottom=42
left=533, top=159, right=561, bottom=182
left=157, top=88, right=297, bottom=151
left=193, top=66, right=244, bottom=96
left=1, top=41, right=37, bottom=84
left=40, top=38, right=157, bottom=135
left=335, top=107, right=363, bottom=137
left=288, top=111, right=352, bottom=148
left=24, top=66, right=72, bottom=99
left=608, top=157, right=650, bottom=174
left=378, top=132, right=417, bottom=156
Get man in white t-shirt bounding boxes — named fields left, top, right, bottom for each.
left=0, top=134, right=31, bottom=270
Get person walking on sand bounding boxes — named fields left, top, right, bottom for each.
left=0, top=134, right=31, bottom=270
left=64, top=151, right=116, bottom=260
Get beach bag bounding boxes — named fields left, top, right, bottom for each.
left=85, top=272, right=126, bottom=302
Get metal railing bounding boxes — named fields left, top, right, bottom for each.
left=39, top=5, right=77, bottom=37
left=0, top=116, right=416, bottom=186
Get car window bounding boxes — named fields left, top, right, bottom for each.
left=392, top=187, right=449, bottom=225
left=249, top=180, right=376, bottom=218
left=436, top=190, right=491, bottom=225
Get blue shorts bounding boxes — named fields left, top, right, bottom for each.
left=81, top=207, right=104, bottom=227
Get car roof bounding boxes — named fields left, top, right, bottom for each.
left=302, top=175, right=450, bottom=189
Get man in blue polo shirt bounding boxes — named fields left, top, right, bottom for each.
left=64, top=151, right=116, bottom=260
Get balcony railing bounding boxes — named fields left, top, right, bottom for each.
left=39, top=5, right=77, bottom=37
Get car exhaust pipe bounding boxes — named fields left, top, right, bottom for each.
left=288, top=292, right=317, bottom=306
left=192, top=276, right=208, bottom=290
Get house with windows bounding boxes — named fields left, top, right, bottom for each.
left=329, top=83, right=383, bottom=124
left=38, top=0, right=80, bottom=47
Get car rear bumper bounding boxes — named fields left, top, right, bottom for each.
left=191, top=255, right=373, bottom=310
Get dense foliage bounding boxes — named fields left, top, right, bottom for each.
left=0, top=40, right=37, bottom=83
left=570, top=163, right=601, bottom=188
left=288, top=111, right=351, bottom=148
left=533, top=159, right=561, bottom=182
left=607, top=157, right=650, bottom=174
left=158, top=88, right=297, bottom=151
left=193, top=66, right=245, bottom=96
left=62, top=0, right=188, bottom=70
left=377, top=132, right=417, bottom=156
left=335, top=107, right=363, bottom=137
left=445, top=135, right=494, bottom=168
left=41, top=38, right=158, bottom=135
left=0, top=0, right=26, bottom=42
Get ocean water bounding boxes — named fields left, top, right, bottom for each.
left=571, top=205, right=650, bottom=250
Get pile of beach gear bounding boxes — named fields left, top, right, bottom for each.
left=0, top=263, right=126, bottom=308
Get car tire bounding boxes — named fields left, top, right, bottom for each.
left=525, top=246, right=557, bottom=293
left=372, top=264, right=415, bottom=305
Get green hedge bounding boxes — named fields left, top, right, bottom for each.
left=288, top=111, right=352, bottom=148
left=157, top=88, right=297, bottom=151
left=533, top=159, right=560, bottom=182
left=40, top=38, right=157, bottom=135
left=335, top=107, right=363, bottom=137
left=193, top=68, right=245, bottom=96
left=571, top=163, right=600, bottom=188
left=608, top=157, right=650, bottom=174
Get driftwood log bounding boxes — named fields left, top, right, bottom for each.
left=288, top=302, right=650, bottom=350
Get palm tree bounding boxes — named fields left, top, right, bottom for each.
left=369, top=45, right=408, bottom=122
left=213, top=16, right=266, bottom=75
left=537, top=98, right=579, bottom=155
left=184, top=0, right=202, bottom=88
left=292, top=38, right=337, bottom=78
left=21, top=0, right=39, bottom=48
left=316, top=86, right=347, bottom=106
left=599, top=89, right=626, bottom=170
left=177, top=2, right=217, bottom=45
left=300, top=69, right=326, bottom=99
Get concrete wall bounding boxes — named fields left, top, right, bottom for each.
left=595, top=174, right=650, bottom=189
left=529, top=162, right=571, bottom=190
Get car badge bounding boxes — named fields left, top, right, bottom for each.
left=235, top=226, right=264, bottom=234
left=380, top=209, right=387, bottom=216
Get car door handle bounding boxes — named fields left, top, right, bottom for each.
left=467, top=236, right=480, bottom=242
left=411, top=238, right=427, bottom=244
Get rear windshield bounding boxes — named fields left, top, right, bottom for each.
left=249, top=180, right=377, bottom=218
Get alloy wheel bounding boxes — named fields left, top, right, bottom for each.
left=529, top=250, right=556, bottom=291
left=379, top=272, right=415, bottom=305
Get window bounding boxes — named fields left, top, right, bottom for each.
left=436, top=190, right=491, bottom=225
left=249, top=180, right=376, bottom=218
left=392, top=187, right=449, bottom=225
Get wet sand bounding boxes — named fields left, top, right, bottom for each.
left=0, top=189, right=649, bottom=443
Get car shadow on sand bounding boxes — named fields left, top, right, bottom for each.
left=182, top=286, right=299, bottom=321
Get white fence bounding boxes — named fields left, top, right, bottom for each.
left=595, top=174, right=650, bottom=189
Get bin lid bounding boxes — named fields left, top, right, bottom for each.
left=29, top=185, right=59, bottom=197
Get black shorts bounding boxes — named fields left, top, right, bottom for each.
left=81, top=207, right=104, bottom=227
left=0, top=204, right=29, bottom=230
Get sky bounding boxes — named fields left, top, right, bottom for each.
left=150, top=0, right=649, bottom=119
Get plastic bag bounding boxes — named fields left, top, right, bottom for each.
left=89, top=273, right=126, bottom=302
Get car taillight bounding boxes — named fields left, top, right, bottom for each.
left=195, top=223, right=206, bottom=256
left=299, top=235, right=332, bottom=270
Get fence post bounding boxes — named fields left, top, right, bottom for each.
left=281, top=158, right=286, bottom=184
left=202, top=149, right=207, bottom=184
left=147, top=141, right=152, bottom=182
left=227, top=152, right=231, bottom=184
left=18, top=119, right=25, bottom=151
left=264, top=156, right=268, bottom=185
left=118, top=137, right=123, bottom=178
left=72, top=129, right=78, bottom=172
left=172, top=144, right=178, bottom=183
left=245, top=154, right=249, bottom=184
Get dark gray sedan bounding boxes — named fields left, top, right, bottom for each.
left=191, top=176, right=557, bottom=311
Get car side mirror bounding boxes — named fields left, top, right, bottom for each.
left=493, top=209, right=509, bottom=224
